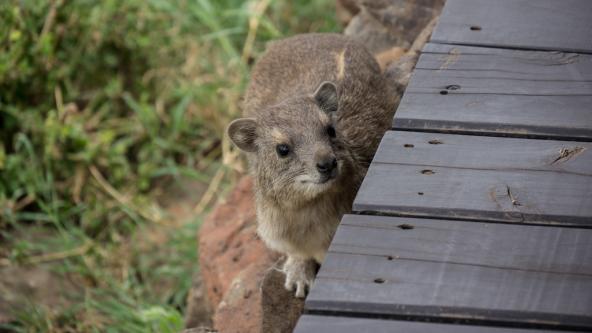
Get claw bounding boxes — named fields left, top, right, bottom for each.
left=284, top=277, right=295, bottom=292
left=295, top=281, right=306, bottom=298
left=282, top=257, right=317, bottom=298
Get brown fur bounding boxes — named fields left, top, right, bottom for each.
left=227, top=33, right=397, bottom=297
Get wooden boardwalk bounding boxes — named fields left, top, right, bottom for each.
left=294, top=0, right=592, bottom=331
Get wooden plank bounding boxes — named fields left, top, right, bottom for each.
left=353, top=132, right=592, bottom=226
left=374, top=131, right=592, bottom=175
left=407, top=70, right=592, bottom=96
left=393, top=94, right=592, bottom=141
left=407, top=44, right=592, bottom=95
left=294, top=315, right=578, bottom=333
left=418, top=44, right=592, bottom=81
left=333, top=215, right=592, bottom=275
left=305, top=215, right=592, bottom=331
left=431, top=0, right=592, bottom=53
left=423, top=43, right=592, bottom=58
left=393, top=44, right=592, bottom=140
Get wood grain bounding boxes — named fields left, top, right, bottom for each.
left=430, top=0, right=592, bottom=53
left=374, top=131, right=592, bottom=175
left=407, top=69, right=592, bottom=96
left=393, top=93, right=592, bottom=141
left=293, top=315, right=579, bottom=333
left=418, top=45, right=592, bottom=81
left=392, top=43, right=592, bottom=140
left=305, top=215, right=592, bottom=331
left=422, top=43, right=592, bottom=58
left=353, top=132, right=592, bottom=226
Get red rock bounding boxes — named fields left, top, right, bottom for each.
left=213, top=264, right=268, bottom=333
left=198, top=176, right=279, bottom=332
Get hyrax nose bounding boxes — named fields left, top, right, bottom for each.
left=316, top=157, right=337, bottom=174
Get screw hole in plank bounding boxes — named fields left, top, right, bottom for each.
left=428, top=139, right=443, bottom=145
left=470, top=25, right=482, bottom=31
left=446, top=84, right=461, bottom=90
left=398, top=224, right=414, bottom=230
left=404, top=144, right=414, bottom=148
left=418, top=192, right=424, bottom=195
left=439, top=90, right=448, bottom=95
left=374, top=278, right=385, bottom=284
left=421, top=169, right=434, bottom=175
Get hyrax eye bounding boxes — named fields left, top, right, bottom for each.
left=276, top=144, right=290, bottom=157
left=327, top=125, right=336, bottom=138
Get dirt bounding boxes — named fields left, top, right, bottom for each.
left=0, top=264, right=81, bottom=324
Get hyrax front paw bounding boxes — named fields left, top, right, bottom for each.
left=282, top=257, right=317, bottom=298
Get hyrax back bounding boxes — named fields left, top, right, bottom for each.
left=244, top=33, right=396, bottom=165
left=227, top=33, right=396, bottom=297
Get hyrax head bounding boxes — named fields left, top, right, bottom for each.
left=228, top=81, right=348, bottom=201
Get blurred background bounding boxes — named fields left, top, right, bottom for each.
left=0, top=0, right=338, bottom=331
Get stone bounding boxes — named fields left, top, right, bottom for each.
left=260, top=269, right=305, bottom=333
left=197, top=176, right=282, bottom=332
left=336, top=0, right=361, bottom=26
left=345, top=0, right=444, bottom=54
left=184, top=273, right=212, bottom=329
left=198, top=177, right=277, bottom=309
left=345, top=12, right=400, bottom=54
left=0, top=265, right=80, bottom=324
left=213, top=263, right=269, bottom=333
left=384, top=16, right=439, bottom=96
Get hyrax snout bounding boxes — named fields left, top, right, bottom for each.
left=227, top=33, right=396, bottom=298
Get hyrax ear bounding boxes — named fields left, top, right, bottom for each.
left=313, top=81, right=339, bottom=114
left=227, top=118, right=258, bottom=153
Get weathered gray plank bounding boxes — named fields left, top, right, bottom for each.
left=305, top=215, right=592, bottom=331
left=334, top=215, right=592, bottom=275
left=418, top=44, right=592, bottom=81
left=407, top=78, right=592, bottom=96
left=374, top=131, right=592, bottom=175
left=353, top=132, right=592, bottom=226
left=393, top=93, right=592, bottom=141
left=407, top=70, right=592, bottom=96
left=423, top=43, right=592, bottom=58
left=393, top=44, right=592, bottom=140
left=407, top=44, right=592, bottom=95
left=431, top=0, right=592, bottom=53
left=294, top=315, right=579, bottom=333
left=355, top=161, right=592, bottom=225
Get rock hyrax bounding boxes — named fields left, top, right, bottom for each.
left=227, top=33, right=397, bottom=298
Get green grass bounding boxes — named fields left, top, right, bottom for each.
left=0, top=0, right=339, bottom=331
